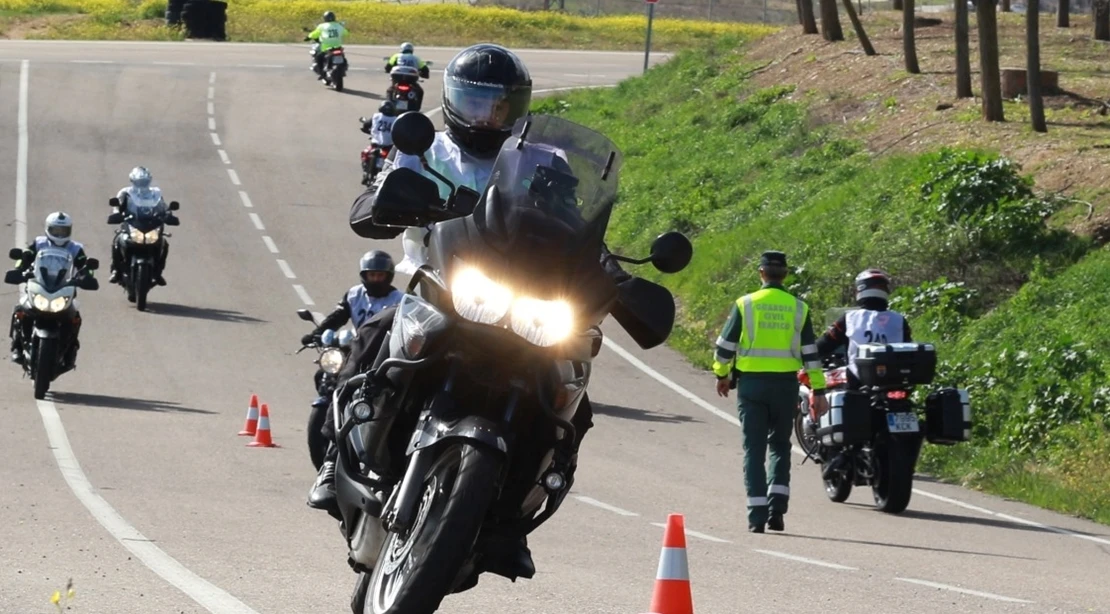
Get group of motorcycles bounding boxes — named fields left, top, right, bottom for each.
left=302, top=27, right=433, bottom=103
left=5, top=193, right=181, bottom=399
left=794, top=309, right=973, bottom=514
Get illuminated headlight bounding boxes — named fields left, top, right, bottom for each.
left=319, top=348, right=345, bottom=374
left=510, top=298, right=574, bottom=347
left=351, top=401, right=373, bottom=421
left=451, top=266, right=512, bottom=325
left=395, top=294, right=448, bottom=359
left=128, top=228, right=160, bottom=244
left=32, top=294, right=69, bottom=313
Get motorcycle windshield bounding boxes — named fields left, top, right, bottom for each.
left=474, top=115, right=622, bottom=265
left=34, top=248, right=74, bottom=293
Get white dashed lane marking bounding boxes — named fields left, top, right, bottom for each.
left=227, top=169, right=240, bottom=185
left=248, top=213, right=264, bottom=231
left=218, top=149, right=230, bottom=164
left=237, top=191, right=252, bottom=208
left=276, top=259, right=296, bottom=279
left=210, top=133, right=221, bottom=146
left=262, top=236, right=279, bottom=254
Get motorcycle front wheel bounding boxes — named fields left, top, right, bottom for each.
left=364, top=442, right=500, bottom=614
left=33, top=336, right=57, bottom=400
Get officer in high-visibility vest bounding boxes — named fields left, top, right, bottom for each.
left=712, top=251, right=829, bottom=533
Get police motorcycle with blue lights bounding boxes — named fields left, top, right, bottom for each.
left=107, top=167, right=181, bottom=311
left=328, top=109, right=693, bottom=614
left=298, top=250, right=403, bottom=471
left=798, top=269, right=973, bottom=514
left=5, top=212, right=100, bottom=400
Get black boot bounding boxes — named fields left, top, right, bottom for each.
left=768, top=511, right=785, bottom=532
left=307, top=459, right=337, bottom=512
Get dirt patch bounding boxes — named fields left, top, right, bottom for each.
left=742, top=10, right=1110, bottom=234
left=0, top=13, right=89, bottom=39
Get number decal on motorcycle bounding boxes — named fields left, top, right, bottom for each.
left=863, top=330, right=888, bottom=343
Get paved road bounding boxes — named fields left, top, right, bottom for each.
left=1, top=41, right=1108, bottom=614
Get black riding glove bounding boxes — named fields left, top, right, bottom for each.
left=301, top=333, right=317, bottom=346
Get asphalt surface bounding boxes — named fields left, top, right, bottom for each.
left=1, top=41, right=1109, bottom=614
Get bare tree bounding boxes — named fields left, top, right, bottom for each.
left=801, top=0, right=819, bottom=34
left=977, top=0, right=1006, bottom=120
left=903, top=0, right=921, bottom=72
left=1058, top=0, right=1071, bottom=27
left=842, top=0, right=877, bottom=54
left=893, top=0, right=903, bottom=10
left=1096, top=0, right=1110, bottom=40
left=797, top=0, right=805, bottom=24
left=1028, top=0, right=1047, bottom=131
left=956, top=0, right=974, bottom=97
left=1002, top=0, right=1011, bottom=11
left=819, top=0, right=844, bottom=41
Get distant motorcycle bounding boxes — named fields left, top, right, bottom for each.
left=4, top=247, right=100, bottom=399
left=297, top=308, right=354, bottom=470
left=107, top=195, right=180, bottom=312
left=383, top=59, right=433, bottom=112
left=304, top=28, right=349, bottom=92
left=796, top=341, right=973, bottom=514
left=358, top=117, right=391, bottom=187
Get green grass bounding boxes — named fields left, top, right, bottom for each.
left=533, top=36, right=1110, bottom=526
left=0, top=0, right=778, bottom=50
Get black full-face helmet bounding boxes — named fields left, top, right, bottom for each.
left=442, top=43, right=533, bottom=157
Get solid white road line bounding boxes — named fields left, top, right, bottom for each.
left=894, top=577, right=1033, bottom=604
left=154, top=61, right=195, bottom=66
left=218, top=149, right=230, bottom=164
left=572, top=495, right=639, bottom=517
left=227, top=169, right=240, bottom=185
left=235, top=63, right=285, bottom=69
left=261, top=236, right=279, bottom=254
left=276, top=259, right=296, bottom=279
left=292, top=284, right=315, bottom=306
left=248, top=212, right=264, bottom=230
left=15, top=60, right=28, bottom=246
left=649, top=522, right=730, bottom=544
left=71, top=59, right=114, bottom=64
left=237, top=191, right=252, bottom=208
left=753, top=549, right=858, bottom=571
left=35, top=401, right=262, bottom=614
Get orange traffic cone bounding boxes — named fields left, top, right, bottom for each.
left=247, top=403, right=279, bottom=448
left=645, top=514, right=694, bottom=614
left=238, top=394, right=260, bottom=436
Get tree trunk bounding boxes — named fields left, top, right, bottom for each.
left=977, top=0, right=1005, bottom=121
left=819, top=0, right=844, bottom=41
left=1096, top=0, right=1110, bottom=40
left=955, top=0, right=974, bottom=97
left=801, top=0, right=819, bottom=33
left=842, top=0, right=877, bottom=53
left=1057, top=0, right=1070, bottom=27
left=903, top=0, right=920, bottom=72
left=1027, top=0, right=1047, bottom=131
left=796, top=0, right=804, bottom=24
left=893, top=0, right=903, bottom=10
left=1001, top=0, right=1011, bottom=11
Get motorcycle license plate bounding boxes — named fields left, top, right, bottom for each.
left=887, top=412, right=920, bottom=434
left=394, top=100, right=408, bottom=110
left=332, top=56, right=345, bottom=64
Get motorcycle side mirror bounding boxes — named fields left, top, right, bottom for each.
left=107, top=213, right=124, bottom=225
left=165, top=214, right=180, bottom=226
left=4, top=270, right=22, bottom=285
left=86, top=258, right=100, bottom=271
left=109, top=197, right=121, bottom=208
left=391, top=111, right=435, bottom=156
left=76, top=276, right=99, bottom=291
left=296, top=309, right=315, bottom=322
left=371, top=167, right=445, bottom=228
left=169, top=200, right=180, bottom=211
left=9, top=248, right=23, bottom=260
left=649, top=231, right=693, bottom=274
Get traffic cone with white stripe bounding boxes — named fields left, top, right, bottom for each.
left=238, top=394, right=260, bottom=436
left=247, top=403, right=279, bottom=448
left=644, top=513, right=694, bottom=614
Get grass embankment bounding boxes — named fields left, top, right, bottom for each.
left=533, top=31, right=1110, bottom=525
left=0, top=0, right=777, bottom=50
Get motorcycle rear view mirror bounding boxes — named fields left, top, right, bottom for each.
left=75, top=276, right=99, bottom=291
left=85, top=258, right=100, bottom=271
left=391, top=111, right=436, bottom=156
left=9, top=248, right=23, bottom=260
left=165, top=215, right=180, bottom=227
left=4, top=270, right=22, bottom=285
left=109, top=197, right=120, bottom=208
left=610, top=277, right=676, bottom=350
left=169, top=200, right=180, bottom=211
left=107, top=213, right=124, bottom=225
left=649, top=231, right=693, bottom=274
left=371, top=167, right=444, bottom=228
left=296, top=309, right=315, bottom=322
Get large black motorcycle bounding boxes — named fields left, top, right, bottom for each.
left=107, top=196, right=180, bottom=311
left=297, top=308, right=354, bottom=470
left=5, top=247, right=99, bottom=399
left=797, top=341, right=973, bottom=514
left=329, top=112, right=693, bottom=614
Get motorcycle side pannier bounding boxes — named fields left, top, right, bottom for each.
left=924, top=387, right=972, bottom=445
left=855, top=342, right=937, bottom=388
left=817, top=390, right=872, bottom=447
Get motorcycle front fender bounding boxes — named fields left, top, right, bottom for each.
left=34, top=326, right=60, bottom=339
left=405, top=414, right=508, bottom=457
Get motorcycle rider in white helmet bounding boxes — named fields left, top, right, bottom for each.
left=8, top=212, right=92, bottom=368
left=110, top=166, right=173, bottom=287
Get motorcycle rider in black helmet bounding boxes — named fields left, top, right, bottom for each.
left=330, top=43, right=633, bottom=582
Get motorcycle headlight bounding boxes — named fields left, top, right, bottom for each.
left=144, top=229, right=161, bottom=243
left=32, top=294, right=69, bottom=312
left=129, top=228, right=145, bottom=243
left=319, top=348, right=345, bottom=374
left=32, top=294, right=50, bottom=311
left=451, top=266, right=512, bottom=325
left=393, top=294, right=449, bottom=359
left=510, top=298, right=574, bottom=347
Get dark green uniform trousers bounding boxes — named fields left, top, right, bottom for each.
left=737, top=373, right=796, bottom=526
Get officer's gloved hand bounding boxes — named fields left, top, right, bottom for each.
left=301, top=333, right=317, bottom=346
